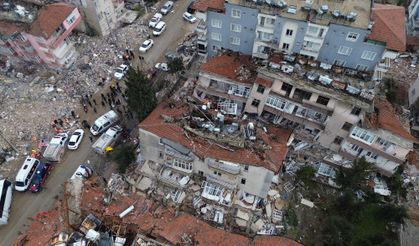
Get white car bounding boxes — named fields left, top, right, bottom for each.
left=153, top=21, right=166, bottom=36
left=114, top=64, right=129, bottom=80
left=149, top=13, right=163, bottom=28
left=139, top=39, right=154, bottom=52
left=160, top=1, right=173, bottom=15
left=182, top=12, right=197, bottom=23
left=70, top=164, right=93, bottom=180
left=68, top=129, right=84, bottom=150
left=155, top=62, right=169, bottom=71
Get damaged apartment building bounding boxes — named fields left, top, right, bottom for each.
left=192, top=53, right=415, bottom=177
left=138, top=98, right=293, bottom=235
left=0, top=2, right=81, bottom=68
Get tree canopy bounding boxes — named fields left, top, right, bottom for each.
left=125, top=67, right=157, bottom=121
left=167, top=57, right=184, bottom=74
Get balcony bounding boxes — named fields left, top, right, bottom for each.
left=207, top=82, right=250, bottom=101
left=253, top=51, right=269, bottom=60
left=158, top=167, right=190, bottom=189
left=207, top=159, right=241, bottom=175
left=201, top=181, right=233, bottom=207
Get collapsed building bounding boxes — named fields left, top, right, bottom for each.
left=0, top=3, right=81, bottom=68
left=193, top=53, right=416, bottom=176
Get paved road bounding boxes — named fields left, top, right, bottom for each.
left=0, top=1, right=192, bottom=244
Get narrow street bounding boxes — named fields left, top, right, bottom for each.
left=0, top=1, right=192, bottom=244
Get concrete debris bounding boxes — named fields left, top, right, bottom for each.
left=108, top=173, right=127, bottom=195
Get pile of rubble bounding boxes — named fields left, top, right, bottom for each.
left=0, top=8, right=154, bottom=155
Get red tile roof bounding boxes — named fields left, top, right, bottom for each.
left=139, top=101, right=292, bottom=172
left=29, top=3, right=75, bottom=39
left=200, top=54, right=257, bottom=85
left=0, top=21, right=27, bottom=36
left=369, top=4, right=406, bottom=52
left=370, top=98, right=416, bottom=142
left=256, top=76, right=274, bottom=87
left=192, top=0, right=225, bottom=12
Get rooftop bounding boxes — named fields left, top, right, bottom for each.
left=29, top=3, right=75, bottom=39
left=0, top=20, right=27, bottom=36
left=139, top=100, right=292, bottom=172
left=229, top=0, right=372, bottom=29
left=192, top=0, right=225, bottom=12
left=369, top=4, right=406, bottom=52
left=369, top=98, right=416, bottom=142
left=200, top=54, right=257, bottom=85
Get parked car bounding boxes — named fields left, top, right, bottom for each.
left=160, top=1, right=174, bottom=15
left=68, top=129, right=84, bottom=150
left=187, top=1, right=195, bottom=14
left=90, top=110, right=119, bottom=136
left=165, top=52, right=179, bottom=62
left=149, top=13, right=163, bottom=28
left=155, top=62, right=169, bottom=71
left=182, top=12, right=197, bottom=23
left=92, top=125, right=123, bottom=155
left=29, top=162, right=52, bottom=193
left=139, top=39, right=154, bottom=52
left=114, top=64, right=129, bottom=80
left=15, top=157, right=40, bottom=191
left=70, top=164, right=93, bottom=180
left=153, top=21, right=166, bottom=36
left=43, top=133, right=68, bottom=162
left=0, top=179, right=13, bottom=225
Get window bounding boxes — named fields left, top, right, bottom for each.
left=316, top=96, right=330, bottom=106
left=159, top=152, right=164, bottom=159
left=356, top=64, right=369, bottom=71
left=361, top=50, right=377, bottom=61
left=198, top=171, right=204, bottom=176
left=244, top=165, right=249, bottom=171
left=212, top=45, right=220, bottom=52
left=172, top=158, right=193, bottom=171
left=308, top=26, right=318, bottom=34
left=232, top=9, right=241, bottom=18
left=338, top=46, right=352, bottom=56
left=211, top=32, right=221, bottom=41
left=365, top=151, right=378, bottom=160
left=351, top=107, right=361, bottom=116
left=342, top=122, right=353, bottom=131
left=268, top=17, right=275, bottom=25
left=251, top=99, right=260, bottom=107
left=257, top=85, right=265, bottom=94
left=241, top=178, right=246, bottom=185
left=286, top=29, right=293, bottom=36
left=334, top=59, right=346, bottom=66
left=281, top=82, right=293, bottom=93
left=260, top=16, right=265, bottom=26
left=213, top=170, right=222, bottom=176
left=67, top=15, right=76, bottom=24
left=231, top=23, right=242, bottom=32
left=230, top=36, right=240, bottom=45
left=346, top=32, right=359, bottom=41
left=266, top=96, right=296, bottom=114
left=351, top=127, right=376, bottom=145
left=333, top=136, right=344, bottom=145
left=282, top=43, right=290, bottom=50
left=377, top=137, right=391, bottom=147
left=211, top=19, right=222, bottom=28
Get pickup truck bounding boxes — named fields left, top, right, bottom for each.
left=43, top=133, right=68, bottom=162
left=92, top=125, right=122, bottom=155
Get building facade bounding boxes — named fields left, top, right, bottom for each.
left=193, top=54, right=414, bottom=176
left=203, top=0, right=387, bottom=72
left=408, top=0, right=419, bottom=37
left=0, top=3, right=81, bottom=68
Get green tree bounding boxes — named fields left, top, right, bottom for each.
left=111, top=144, right=136, bottom=173
left=295, top=166, right=317, bottom=189
left=321, top=216, right=353, bottom=246
left=167, top=57, right=184, bottom=74
left=384, top=165, right=407, bottom=199
left=125, top=68, right=157, bottom=121
left=336, top=157, right=373, bottom=191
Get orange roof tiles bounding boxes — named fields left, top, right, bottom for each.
left=192, top=0, right=225, bottom=12
left=139, top=101, right=292, bottom=172
left=200, top=54, right=257, bottom=85
left=0, top=21, right=27, bottom=36
left=371, top=98, right=416, bottom=142
left=369, top=4, right=406, bottom=52
left=29, top=3, right=75, bottom=39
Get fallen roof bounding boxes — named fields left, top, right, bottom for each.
left=192, top=0, right=225, bottom=12
left=29, top=3, right=75, bottom=39
left=0, top=21, right=28, bottom=36
left=369, top=4, right=406, bottom=52
left=200, top=54, right=257, bottom=85
left=139, top=101, right=292, bottom=172
left=370, top=98, right=416, bottom=142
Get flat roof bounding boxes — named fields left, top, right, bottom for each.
left=229, top=0, right=372, bottom=29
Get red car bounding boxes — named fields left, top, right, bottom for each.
left=29, top=162, right=52, bottom=193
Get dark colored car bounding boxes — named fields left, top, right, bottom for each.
left=29, top=162, right=52, bottom=193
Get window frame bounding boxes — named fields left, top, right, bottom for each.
left=286, top=29, right=293, bottom=36
left=333, top=136, right=344, bottom=145
left=230, top=36, right=240, bottom=45
left=230, top=23, right=242, bottom=33
left=338, top=46, right=352, bottom=56
left=342, top=122, right=353, bottom=131
left=257, top=84, right=265, bottom=94
left=251, top=99, right=260, bottom=107
left=316, top=96, right=330, bottom=106
left=231, top=9, right=241, bottom=18
left=211, top=19, right=222, bottom=28
left=361, top=50, right=377, bottom=61
left=346, top=32, right=359, bottom=42
left=211, top=32, right=221, bottom=41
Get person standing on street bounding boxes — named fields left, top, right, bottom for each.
left=89, top=135, right=94, bottom=143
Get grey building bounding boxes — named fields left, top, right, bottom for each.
left=205, top=0, right=386, bottom=72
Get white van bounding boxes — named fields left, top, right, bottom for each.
left=92, top=125, right=123, bottom=155
left=153, top=21, right=166, bottom=36
left=90, top=110, right=119, bottom=136
left=0, top=179, right=13, bottom=226
left=15, top=157, right=40, bottom=192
